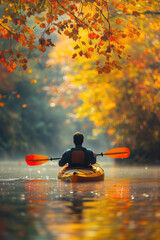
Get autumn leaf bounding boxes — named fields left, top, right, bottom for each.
left=0, top=102, right=5, bottom=107
left=79, top=51, right=83, bottom=56
left=7, top=66, right=13, bottom=73
left=30, top=80, right=37, bottom=84
left=88, top=47, right=94, bottom=52
left=110, top=36, right=115, bottom=41
left=39, top=37, right=46, bottom=46
left=72, top=53, right=77, bottom=59
left=98, top=39, right=104, bottom=46
left=88, top=33, right=100, bottom=40
left=40, top=23, right=46, bottom=28
left=81, top=41, right=86, bottom=46
left=0, top=0, right=155, bottom=77
left=132, top=11, right=140, bottom=17
left=116, top=19, right=122, bottom=24
left=108, top=129, right=115, bottom=135
left=22, top=104, right=27, bottom=108
left=74, top=45, right=80, bottom=50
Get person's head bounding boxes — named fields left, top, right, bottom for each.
left=73, top=132, right=84, bottom=146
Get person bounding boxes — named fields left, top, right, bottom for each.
left=59, top=132, right=96, bottom=168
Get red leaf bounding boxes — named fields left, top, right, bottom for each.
left=88, top=47, right=94, bottom=52
left=7, top=66, right=13, bottom=73
left=98, top=39, right=104, bottom=46
left=110, top=35, right=115, bottom=41
left=88, top=33, right=99, bottom=40
left=97, top=67, right=103, bottom=74
left=23, top=58, right=28, bottom=63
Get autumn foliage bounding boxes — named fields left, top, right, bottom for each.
left=0, top=0, right=143, bottom=73
left=0, top=0, right=160, bottom=163
left=47, top=0, right=160, bottom=163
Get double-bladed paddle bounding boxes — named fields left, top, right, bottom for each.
left=25, top=147, right=130, bottom=166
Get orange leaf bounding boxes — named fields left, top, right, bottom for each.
left=116, top=19, right=122, bottom=24
left=108, top=129, right=115, bottom=135
left=123, top=8, right=128, bottom=14
left=12, top=63, right=17, bottom=70
left=0, top=102, right=5, bottom=107
left=40, top=23, right=46, bottom=28
left=30, top=80, right=37, bottom=84
left=97, top=67, right=103, bottom=74
left=50, top=27, right=56, bottom=33
left=34, top=16, right=40, bottom=24
left=7, top=66, right=13, bottom=73
left=22, top=104, right=27, bottom=108
left=88, top=47, right=94, bottom=52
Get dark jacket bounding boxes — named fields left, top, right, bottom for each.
left=59, top=146, right=96, bottom=167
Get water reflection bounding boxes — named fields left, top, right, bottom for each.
left=24, top=178, right=160, bottom=240
left=0, top=180, right=38, bottom=240
left=0, top=165, right=160, bottom=240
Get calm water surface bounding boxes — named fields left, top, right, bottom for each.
left=0, top=161, right=160, bottom=240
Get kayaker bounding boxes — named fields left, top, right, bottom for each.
left=59, top=132, right=96, bottom=168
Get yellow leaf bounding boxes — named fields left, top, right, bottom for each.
left=30, top=80, right=37, bottom=84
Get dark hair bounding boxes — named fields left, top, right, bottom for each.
left=73, top=132, right=84, bottom=146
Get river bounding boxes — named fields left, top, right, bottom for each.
left=0, top=160, right=160, bottom=240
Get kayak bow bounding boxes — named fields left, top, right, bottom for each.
left=57, top=163, right=104, bottom=183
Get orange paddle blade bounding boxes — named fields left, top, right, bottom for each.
left=104, top=148, right=130, bottom=158
left=25, top=155, right=50, bottom=166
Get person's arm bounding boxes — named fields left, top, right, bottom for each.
left=87, top=150, right=96, bottom=165
left=59, top=152, right=67, bottom=166
left=91, top=151, right=96, bottom=164
left=59, top=150, right=71, bottom=166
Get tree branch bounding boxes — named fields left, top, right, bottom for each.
left=0, top=23, right=14, bottom=35
left=142, top=11, right=160, bottom=15
left=93, top=2, right=111, bottom=30
left=56, top=0, right=89, bottom=29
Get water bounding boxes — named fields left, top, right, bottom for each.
left=0, top=160, right=160, bottom=240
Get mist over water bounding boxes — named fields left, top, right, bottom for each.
left=0, top=160, right=160, bottom=240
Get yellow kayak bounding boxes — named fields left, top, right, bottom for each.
left=57, top=163, right=104, bottom=183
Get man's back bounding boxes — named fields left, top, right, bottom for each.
left=59, top=146, right=96, bottom=167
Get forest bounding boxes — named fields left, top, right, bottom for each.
left=0, top=0, right=160, bottom=164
